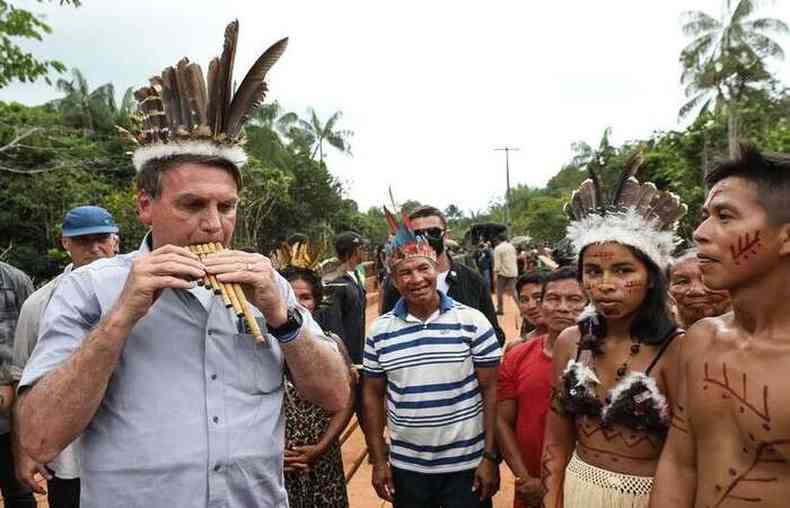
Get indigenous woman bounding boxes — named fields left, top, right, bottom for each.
left=280, top=260, right=356, bottom=508
left=541, top=154, right=687, bottom=508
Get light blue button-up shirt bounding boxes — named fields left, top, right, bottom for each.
left=20, top=238, right=323, bottom=507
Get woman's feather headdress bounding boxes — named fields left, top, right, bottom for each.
left=383, top=207, right=436, bottom=268
left=119, top=20, right=287, bottom=171
left=272, top=239, right=325, bottom=271
left=565, top=151, right=687, bottom=269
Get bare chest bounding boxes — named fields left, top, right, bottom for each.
left=689, top=353, right=790, bottom=507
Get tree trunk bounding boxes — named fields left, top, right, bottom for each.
left=727, top=104, right=738, bottom=159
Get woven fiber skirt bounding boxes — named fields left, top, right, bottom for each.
left=563, top=451, right=653, bottom=508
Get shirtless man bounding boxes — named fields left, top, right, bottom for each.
left=651, top=145, right=790, bottom=507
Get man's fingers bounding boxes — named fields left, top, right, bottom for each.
left=36, top=464, right=52, bottom=480
left=147, top=261, right=206, bottom=280
left=19, top=472, right=46, bottom=495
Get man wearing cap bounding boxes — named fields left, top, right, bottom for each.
left=363, top=210, right=502, bottom=508
left=0, top=260, right=34, bottom=508
left=14, top=23, right=348, bottom=508
left=323, top=231, right=367, bottom=366
left=12, top=205, right=119, bottom=508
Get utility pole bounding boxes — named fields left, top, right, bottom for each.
left=494, top=147, right=519, bottom=228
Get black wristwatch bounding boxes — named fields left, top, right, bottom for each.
left=481, top=449, right=502, bottom=464
left=268, top=307, right=303, bottom=342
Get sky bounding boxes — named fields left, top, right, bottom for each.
left=2, top=0, right=789, bottom=214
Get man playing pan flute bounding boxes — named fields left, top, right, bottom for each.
left=14, top=21, right=349, bottom=508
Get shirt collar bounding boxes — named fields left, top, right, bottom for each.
left=392, top=291, right=454, bottom=320
left=139, top=232, right=153, bottom=254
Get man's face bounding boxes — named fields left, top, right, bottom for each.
left=411, top=215, right=445, bottom=256
left=582, top=242, right=650, bottom=320
left=669, top=257, right=731, bottom=326
left=694, top=177, right=789, bottom=291
left=138, top=163, right=239, bottom=249
left=392, top=257, right=438, bottom=308
left=61, top=233, right=116, bottom=268
left=518, top=282, right=544, bottom=326
left=541, top=278, right=587, bottom=334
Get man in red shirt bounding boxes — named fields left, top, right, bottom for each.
left=496, top=267, right=587, bottom=507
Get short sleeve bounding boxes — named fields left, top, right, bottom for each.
left=12, top=294, right=42, bottom=375
left=497, top=349, right=519, bottom=401
left=18, top=272, right=99, bottom=390
left=470, top=310, right=502, bottom=368
left=362, top=327, right=384, bottom=378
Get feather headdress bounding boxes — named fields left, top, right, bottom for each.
left=272, top=239, right=325, bottom=271
left=565, top=151, right=687, bottom=269
left=383, top=207, right=437, bottom=268
left=120, top=20, right=288, bottom=172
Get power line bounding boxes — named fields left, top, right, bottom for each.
left=493, top=147, right=519, bottom=228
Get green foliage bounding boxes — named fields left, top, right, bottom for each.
left=0, top=1, right=79, bottom=89
left=0, top=95, right=374, bottom=282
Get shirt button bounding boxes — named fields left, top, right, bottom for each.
left=208, top=330, right=214, bottom=336
left=210, top=374, right=217, bottom=380
left=214, top=464, right=221, bottom=472
left=212, top=416, right=219, bottom=424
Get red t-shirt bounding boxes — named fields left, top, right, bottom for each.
left=497, top=335, right=553, bottom=487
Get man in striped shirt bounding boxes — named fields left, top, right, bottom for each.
left=362, top=214, right=502, bottom=508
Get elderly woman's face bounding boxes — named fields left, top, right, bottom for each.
left=670, top=257, right=731, bottom=326
left=289, top=279, right=317, bottom=313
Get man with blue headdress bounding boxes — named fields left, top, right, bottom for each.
left=361, top=208, right=502, bottom=508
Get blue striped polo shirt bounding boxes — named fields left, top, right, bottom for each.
left=363, top=292, right=502, bottom=473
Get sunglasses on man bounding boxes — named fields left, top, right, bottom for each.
left=413, top=227, right=445, bottom=240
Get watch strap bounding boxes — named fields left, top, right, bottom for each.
left=481, top=449, right=501, bottom=464
left=268, top=307, right=304, bottom=344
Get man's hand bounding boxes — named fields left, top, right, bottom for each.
left=203, top=250, right=288, bottom=326
left=371, top=462, right=395, bottom=502
left=472, top=458, right=498, bottom=500
left=115, top=245, right=205, bottom=324
left=515, top=475, right=545, bottom=507
left=283, top=445, right=325, bottom=472
left=14, top=449, right=50, bottom=495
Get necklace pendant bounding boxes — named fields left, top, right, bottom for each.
left=630, top=344, right=641, bottom=355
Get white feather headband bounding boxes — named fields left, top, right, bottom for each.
left=132, top=141, right=248, bottom=172
left=566, top=207, right=679, bottom=270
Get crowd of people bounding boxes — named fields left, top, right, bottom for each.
left=0, top=18, right=789, bottom=508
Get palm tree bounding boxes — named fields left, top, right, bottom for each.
left=679, top=0, right=788, bottom=156
left=277, top=108, right=352, bottom=163
left=53, top=68, right=117, bottom=132
left=114, top=86, right=136, bottom=128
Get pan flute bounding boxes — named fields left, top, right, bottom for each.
left=188, top=242, right=265, bottom=343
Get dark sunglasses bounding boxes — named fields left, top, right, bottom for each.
left=414, top=227, right=445, bottom=240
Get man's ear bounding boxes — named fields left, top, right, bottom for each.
left=61, top=236, right=70, bottom=253
left=137, top=191, right=154, bottom=226
left=778, top=223, right=790, bottom=257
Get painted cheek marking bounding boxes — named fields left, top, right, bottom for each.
left=729, top=231, right=762, bottom=266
